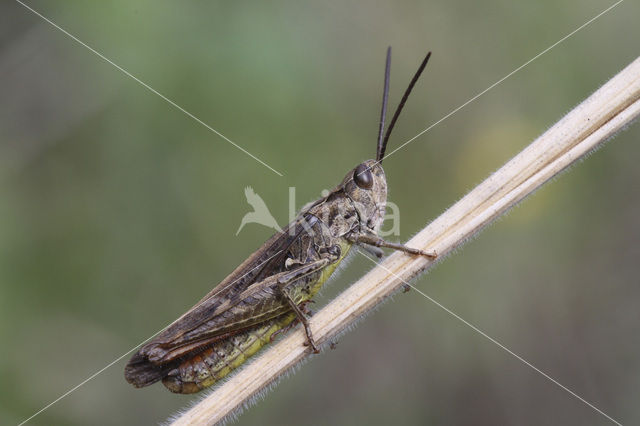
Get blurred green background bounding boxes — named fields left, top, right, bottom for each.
left=2, top=1, right=639, bottom=425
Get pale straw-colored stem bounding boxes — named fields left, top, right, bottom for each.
left=171, top=56, right=640, bottom=425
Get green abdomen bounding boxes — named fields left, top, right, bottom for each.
left=162, top=312, right=297, bottom=393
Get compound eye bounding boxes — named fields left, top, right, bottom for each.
left=353, top=164, right=374, bottom=189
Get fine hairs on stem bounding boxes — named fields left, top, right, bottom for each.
left=170, top=56, right=640, bottom=426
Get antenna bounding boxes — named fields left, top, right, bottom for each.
left=377, top=51, right=431, bottom=163
left=376, top=47, right=392, bottom=162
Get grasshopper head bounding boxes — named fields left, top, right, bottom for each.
left=342, top=160, right=387, bottom=232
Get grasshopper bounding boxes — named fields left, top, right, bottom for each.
left=124, top=47, right=436, bottom=394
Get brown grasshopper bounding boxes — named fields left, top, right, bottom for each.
left=124, top=47, right=436, bottom=394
